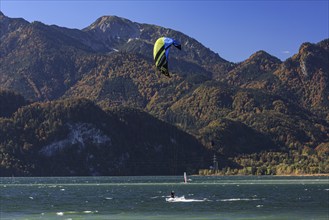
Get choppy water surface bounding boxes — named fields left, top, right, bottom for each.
left=1, top=176, right=328, bottom=219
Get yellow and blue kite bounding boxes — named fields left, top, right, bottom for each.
left=153, top=37, right=181, bottom=77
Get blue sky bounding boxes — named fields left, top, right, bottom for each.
left=1, top=0, right=328, bottom=62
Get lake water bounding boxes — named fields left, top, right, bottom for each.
left=1, top=176, right=328, bottom=219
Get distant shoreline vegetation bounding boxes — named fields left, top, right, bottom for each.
left=197, top=173, right=329, bottom=177
left=199, top=149, right=329, bottom=176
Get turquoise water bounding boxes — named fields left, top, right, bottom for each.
left=1, top=176, right=328, bottom=219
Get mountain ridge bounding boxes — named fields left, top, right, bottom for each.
left=1, top=12, right=328, bottom=176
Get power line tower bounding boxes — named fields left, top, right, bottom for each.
left=213, top=154, right=218, bottom=173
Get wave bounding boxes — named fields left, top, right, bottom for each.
left=219, top=198, right=262, bottom=202
left=56, top=210, right=98, bottom=216
left=166, top=196, right=207, bottom=202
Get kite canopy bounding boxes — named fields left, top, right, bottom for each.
left=153, top=37, right=181, bottom=77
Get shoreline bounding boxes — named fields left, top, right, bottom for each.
left=195, top=173, right=329, bottom=177
left=1, top=173, right=329, bottom=178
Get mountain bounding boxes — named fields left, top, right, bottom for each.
left=0, top=12, right=232, bottom=102
left=224, top=50, right=282, bottom=89
left=83, top=15, right=232, bottom=71
left=0, top=98, right=209, bottom=176
left=0, top=90, right=29, bottom=117
left=0, top=12, right=95, bottom=101
left=274, top=39, right=329, bottom=112
left=0, top=12, right=328, bottom=176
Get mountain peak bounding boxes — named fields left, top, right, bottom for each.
left=298, top=42, right=316, bottom=55
left=296, top=39, right=329, bottom=63
left=248, top=50, right=281, bottom=63
left=224, top=49, right=282, bottom=88
left=317, top=38, right=329, bottom=50
left=93, top=15, right=133, bottom=26
left=83, top=15, right=140, bottom=40
left=85, top=15, right=136, bottom=31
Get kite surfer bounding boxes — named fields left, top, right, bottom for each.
left=171, top=191, right=175, bottom=198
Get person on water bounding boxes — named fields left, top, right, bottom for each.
left=171, top=191, right=175, bottom=198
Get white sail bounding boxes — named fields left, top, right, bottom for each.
left=184, top=172, right=187, bottom=184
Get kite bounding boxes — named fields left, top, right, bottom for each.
left=153, top=37, right=181, bottom=77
